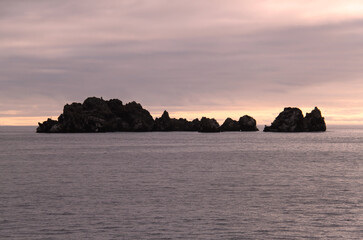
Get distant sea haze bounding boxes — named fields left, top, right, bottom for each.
left=0, top=125, right=362, bottom=239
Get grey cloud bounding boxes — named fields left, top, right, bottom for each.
left=1, top=1, right=363, bottom=124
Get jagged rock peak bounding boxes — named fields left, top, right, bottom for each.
left=264, top=107, right=326, bottom=132
left=153, top=111, right=200, bottom=131
left=161, top=110, right=170, bottom=119
left=153, top=110, right=172, bottom=131
left=303, top=107, right=326, bottom=132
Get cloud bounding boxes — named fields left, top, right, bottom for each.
left=1, top=0, right=363, bottom=125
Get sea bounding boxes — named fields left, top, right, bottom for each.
left=0, top=125, right=362, bottom=239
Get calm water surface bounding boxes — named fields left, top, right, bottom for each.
left=0, top=126, right=362, bottom=239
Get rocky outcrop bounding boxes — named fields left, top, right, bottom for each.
left=264, top=107, right=326, bottom=132
left=37, top=98, right=204, bottom=133
left=153, top=110, right=172, bottom=131
left=36, top=118, right=61, bottom=133
left=303, top=107, right=326, bottom=132
left=220, top=116, right=259, bottom=131
left=37, top=97, right=154, bottom=133
left=198, top=117, right=220, bottom=132
left=220, top=118, right=240, bottom=131
left=39, top=97, right=326, bottom=134
left=153, top=110, right=200, bottom=131
left=264, top=107, right=304, bottom=132
left=239, top=115, right=259, bottom=131
left=123, top=101, right=155, bottom=131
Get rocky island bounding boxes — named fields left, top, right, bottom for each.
left=264, top=107, right=326, bottom=132
left=37, top=97, right=259, bottom=133
left=37, top=97, right=326, bottom=133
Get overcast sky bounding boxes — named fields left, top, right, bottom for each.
left=1, top=0, right=363, bottom=125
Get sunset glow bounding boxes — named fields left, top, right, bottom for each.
left=1, top=0, right=363, bottom=126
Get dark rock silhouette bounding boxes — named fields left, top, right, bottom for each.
left=220, top=118, right=240, bottom=131
left=37, top=98, right=204, bottom=133
left=239, top=115, right=259, bottom=131
left=264, top=107, right=304, bottom=132
left=220, top=116, right=259, bottom=131
left=153, top=110, right=172, bottom=131
left=38, top=97, right=325, bottom=134
left=37, top=97, right=154, bottom=133
left=198, top=117, right=220, bottom=132
left=303, top=107, right=326, bottom=132
left=153, top=110, right=200, bottom=131
left=191, top=118, right=201, bottom=131
left=123, top=101, right=155, bottom=131
left=264, top=107, right=326, bottom=132
left=36, top=118, right=61, bottom=133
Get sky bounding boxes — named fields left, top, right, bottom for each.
left=1, top=0, right=363, bottom=126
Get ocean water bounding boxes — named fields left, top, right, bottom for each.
left=0, top=126, right=362, bottom=239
